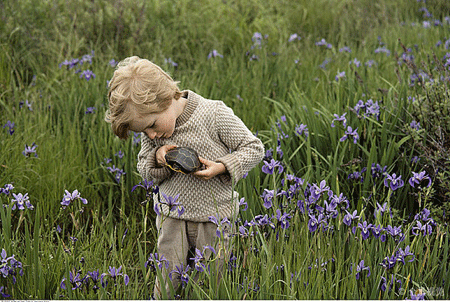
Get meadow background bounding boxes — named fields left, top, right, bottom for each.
left=1, top=0, right=450, bottom=299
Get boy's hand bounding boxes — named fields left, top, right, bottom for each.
left=193, top=157, right=226, bottom=180
left=156, top=145, right=177, bottom=167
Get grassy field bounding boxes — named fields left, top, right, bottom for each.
left=1, top=0, right=450, bottom=299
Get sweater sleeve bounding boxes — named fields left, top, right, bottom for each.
left=137, top=134, right=172, bottom=184
left=214, top=101, right=265, bottom=183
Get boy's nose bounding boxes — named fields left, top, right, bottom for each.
left=144, top=129, right=157, bottom=139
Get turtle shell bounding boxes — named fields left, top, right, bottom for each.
left=165, top=147, right=201, bottom=174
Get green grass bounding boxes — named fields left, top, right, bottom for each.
left=0, top=0, right=449, bottom=299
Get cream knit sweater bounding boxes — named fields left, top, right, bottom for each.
left=137, top=90, right=264, bottom=222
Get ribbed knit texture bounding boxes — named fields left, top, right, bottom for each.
left=137, top=90, right=265, bottom=222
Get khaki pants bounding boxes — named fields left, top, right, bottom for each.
left=153, top=216, right=231, bottom=299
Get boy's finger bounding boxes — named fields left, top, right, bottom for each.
left=198, top=157, right=211, bottom=165
left=193, top=169, right=210, bottom=178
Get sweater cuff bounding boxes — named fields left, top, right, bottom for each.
left=145, top=147, right=172, bottom=182
left=216, top=153, right=242, bottom=183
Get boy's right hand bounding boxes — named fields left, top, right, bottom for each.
left=156, top=145, right=177, bottom=167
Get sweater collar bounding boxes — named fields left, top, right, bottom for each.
left=175, top=90, right=199, bottom=127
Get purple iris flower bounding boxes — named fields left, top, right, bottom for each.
left=308, top=214, right=328, bottom=233
left=414, top=208, right=435, bottom=223
left=288, top=33, right=301, bottom=42
left=164, top=58, right=178, bottom=67
left=375, top=46, right=391, bottom=56
left=396, top=246, right=415, bottom=264
left=380, top=275, right=402, bottom=293
left=169, top=264, right=190, bottom=287
left=276, top=145, right=284, bottom=159
left=88, top=270, right=101, bottom=282
left=261, top=159, right=284, bottom=175
left=208, top=215, right=231, bottom=237
left=350, top=58, right=361, bottom=67
left=371, top=225, right=386, bottom=241
left=0, top=184, right=14, bottom=195
left=79, top=69, right=95, bottom=81
left=409, top=171, right=431, bottom=189
left=384, top=225, right=404, bottom=240
left=3, top=121, right=14, bottom=135
left=131, top=179, right=158, bottom=199
left=339, top=46, right=352, bottom=53
left=310, top=180, right=330, bottom=201
left=109, top=59, right=118, bottom=67
left=411, top=221, right=433, bottom=236
left=133, top=132, right=141, bottom=146
left=384, top=173, right=404, bottom=191
left=22, top=143, right=38, bottom=157
left=331, top=113, right=347, bottom=128
left=319, top=58, right=332, bottom=69
left=261, top=189, right=274, bottom=209
left=348, top=168, right=366, bottom=183
left=364, top=99, right=380, bottom=120
left=323, top=200, right=338, bottom=219
left=59, top=58, right=80, bottom=69
left=353, top=260, right=371, bottom=279
left=115, top=150, right=124, bottom=158
left=153, top=202, right=161, bottom=216
left=365, top=60, right=377, bottom=67
left=329, top=193, right=349, bottom=211
left=354, top=100, right=366, bottom=115
left=340, top=126, right=359, bottom=144
left=308, top=214, right=319, bottom=232
left=145, top=253, right=169, bottom=270
left=207, top=50, right=223, bottom=59
left=61, top=271, right=84, bottom=290
left=107, top=165, right=126, bottom=183
left=275, top=209, right=291, bottom=229
left=374, top=202, right=388, bottom=218
left=239, top=197, right=248, bottom=211
left=357, top=221, right=373, bottom=240
left=190, top=248, right=206, bottom=272
left=203, top=245, right=216, bottom=256
left=11, top=193, right=34, bottom=210
left=87, top=270, right=101, bottom=292
left=160, top=192, right=184, bottom=217
left=61, top=189, right=88, bottom=207
left=371, top=163, right=387, bottom=179
left=104, top=266, right=129, bottom=286
left=80, top=52, right=94, bottom=65
left=407, top=290, right=426, bottom=300
left=251, top=32, right=266, bottom=49
left=315, top=38, right=332, bottom=49
left=19, top=99, right=33, bottom=111
left=264, top=148, right=273, bottom=160
left=0, top=286, right=10, bottom=298
left=335, top=71, right=346, bottom=81
left=85, top=107, right=96, bottom=114
left=239, top=225, right=249, bottom=238
left=252, top=214, right=271, bottom=227
left=295, top=124, right=309, bottom=137
left=410, top=120, right=420, bottom=130
left=1, top=249, right=24, bottom=284
left=380, top=254, right=397, bottom=270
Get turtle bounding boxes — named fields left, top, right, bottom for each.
left=165, top=147, right=202, bottom=174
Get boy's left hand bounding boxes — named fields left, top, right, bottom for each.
left=193, top=157, right=226, bottom=180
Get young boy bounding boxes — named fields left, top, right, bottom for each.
left=105, top=56, right=264, bottom=298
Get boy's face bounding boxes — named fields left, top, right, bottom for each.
left=128, top=99, right=182, bottom=139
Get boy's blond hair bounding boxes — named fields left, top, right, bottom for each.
left=105, top=56, right=182, bottom=139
